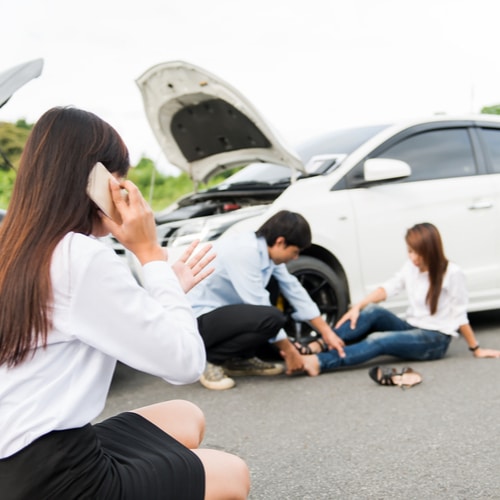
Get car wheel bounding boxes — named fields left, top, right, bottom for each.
left=283, top=256, right=349, bottom=341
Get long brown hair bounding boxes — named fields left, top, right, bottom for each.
left=0, top=107, right=130, bottom=367
left=405, top=222, right=448, bottom=315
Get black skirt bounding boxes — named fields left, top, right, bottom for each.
left=0, top=412, right=205, bottom=500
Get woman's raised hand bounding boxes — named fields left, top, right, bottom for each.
left=172, top=240, right=215, bottom=293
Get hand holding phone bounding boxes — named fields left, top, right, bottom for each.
left=88, top=168, right=164, bottom=264
left=86, top=162, right=123, bottom=224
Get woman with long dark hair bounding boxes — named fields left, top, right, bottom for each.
left=300, top=223, right=500, bottom=383
left=0, top=107, right=249, bottom=499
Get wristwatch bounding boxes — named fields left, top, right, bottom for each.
left=469, top=344, right=480, bottom=352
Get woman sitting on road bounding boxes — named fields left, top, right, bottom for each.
left=0, top=107, right=250, bottom=500
left=299, top=222, right=500, bottom=384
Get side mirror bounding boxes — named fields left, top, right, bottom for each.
left=363, top=158, right=411, bottom=182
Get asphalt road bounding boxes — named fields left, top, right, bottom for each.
left=97, top=311, right=500, bottom=499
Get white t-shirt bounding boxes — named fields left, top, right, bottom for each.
left=0, top=233, right=206, bottom=458
left=381, top=260, right=469, bottom=336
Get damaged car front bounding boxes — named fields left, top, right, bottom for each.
left=125, top=60, right=308, bottom=272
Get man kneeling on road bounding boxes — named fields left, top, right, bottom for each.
left=188, top=210, right=345, bottom=390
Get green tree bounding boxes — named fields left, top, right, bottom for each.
left=0, top=121, right=33, bottom=206
left=127, top=157, right=241, bottom=212
left=0, top=121, right=32, bottom=171
left=481, top=104, right=500, bottom=115
left=127, top=157, right=196, bottom=211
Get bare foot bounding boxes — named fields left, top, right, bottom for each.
left=302, top=354, right=321, bottom=376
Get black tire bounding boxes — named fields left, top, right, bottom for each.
left=283, top=256, right=348, bottom=341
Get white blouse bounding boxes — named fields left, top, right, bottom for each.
left=0, top=233, right=205, bottom=458
left=381, top=260, right=469, bottom=336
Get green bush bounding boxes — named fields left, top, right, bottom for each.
left=481, top=104, right=500, bottom=115
left=127, top=158, right=196, bottom=211
left=0, top=167, right=16, bottom=207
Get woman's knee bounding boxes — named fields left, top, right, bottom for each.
left=132, top=399, right=205, bottom=448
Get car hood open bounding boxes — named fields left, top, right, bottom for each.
left=136, top=60, right=306, bottom=184
left=0, top=59, right=44, bottom=109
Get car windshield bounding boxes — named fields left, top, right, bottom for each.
left=211, top=124, right=390, bottom=190
left=296, top=124, right=390, bottom=163
left=210, top=162, right=292, bottom=190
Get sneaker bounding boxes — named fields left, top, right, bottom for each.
left=223, top=357, right=284, bottom=377
left=199, top=362, right=235, bottom=390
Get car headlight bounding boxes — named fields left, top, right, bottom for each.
left=167, top=220, right=226, bottom=247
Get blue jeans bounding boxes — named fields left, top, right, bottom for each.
left=317, top=305, right=452, bottom=372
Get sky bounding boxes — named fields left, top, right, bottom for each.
left=2, top=0, right=500, bottom=174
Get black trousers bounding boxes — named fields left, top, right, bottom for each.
left=197, top=304, right=286, bottom=364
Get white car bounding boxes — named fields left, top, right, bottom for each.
left=134, top=60, right=500, bottom=338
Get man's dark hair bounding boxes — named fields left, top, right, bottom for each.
left=256, top=210, right=312, bottom=250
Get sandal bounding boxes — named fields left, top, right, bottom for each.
left=294, top=337, right=328, bottom=355
left=368, top=366, right=422, bottom=389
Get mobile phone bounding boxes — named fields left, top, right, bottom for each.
left=86, top=162, right=122, bottom=223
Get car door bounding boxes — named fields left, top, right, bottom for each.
left=345, top=123, right=500, bottom=314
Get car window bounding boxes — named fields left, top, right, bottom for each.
left=374, top=128, right=476, bottom=182
left=478, top=127, right=500, bottom=173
